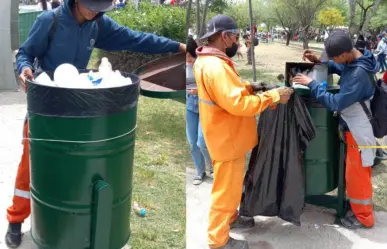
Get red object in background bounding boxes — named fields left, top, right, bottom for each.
left=170, top=0, right=176, bottom=4
left=383, top=71, right=387, bottom=84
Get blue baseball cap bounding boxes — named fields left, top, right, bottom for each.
left=199, top=15, right=239, bottom=40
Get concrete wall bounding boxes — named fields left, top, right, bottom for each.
left=11, top=0, right=20, bottom=50
left=0, top=0, right=18, bottom=91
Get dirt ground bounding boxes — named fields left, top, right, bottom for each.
left=235, top=42, right=303, bottom=74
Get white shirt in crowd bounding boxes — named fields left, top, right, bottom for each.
left=376, top=41, right=386, bottom=55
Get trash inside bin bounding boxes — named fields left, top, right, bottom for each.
left=239, top=93, right=316, bottom=225
left=135, top=53, right=185, bottom=100
left=27, top=70, right=140, bottom=249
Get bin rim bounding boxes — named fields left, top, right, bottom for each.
left=26, top=69, right=140, bottom=117
left=133, top=53, right=186, bottom=100
left=27, top=69, right=140, bottom=90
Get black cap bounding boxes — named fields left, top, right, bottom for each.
left=80, top=0, right=114, bottom=12
left=199, top=15, right=238, bottom=40
left=187, top=36, right=198, bottom=58
left=324, top=31, right=354, bottom=59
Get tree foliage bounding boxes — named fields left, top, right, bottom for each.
left=370, top=1, right=387, bottom=31
left=101, top=2, right=186, bottom=72
left=269, top=0, right=299, bottom=45
left=282, top=0, right=327, bottom=48
left=224, top=0, right=264, bottom=28
left=208, top=0, right=229, bottom=14
left=318, top=7, right=345, bottom=27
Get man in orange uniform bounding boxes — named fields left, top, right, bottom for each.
left=294, top=31, right=377, bottom=229
left=193, top=15, right=294, bottom=249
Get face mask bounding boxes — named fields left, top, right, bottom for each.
left=225, top=43, right=238, bottom=58
left=224, top=34, right=239, bottom=58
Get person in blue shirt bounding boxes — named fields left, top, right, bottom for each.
left=6, top=0, right=185, bottom=247
left=294, top=31, right=377, bottom=230
left=116, top=0, right=126, bottom=8
left=17, top=0, right=185, bottom=88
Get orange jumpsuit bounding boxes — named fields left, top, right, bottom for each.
left=7, top=119, right=31, bottom=224
left=345, top=132, right=374, bottom=227
left=193, top=46, right=280, bottom=248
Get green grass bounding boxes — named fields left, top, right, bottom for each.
left=129, top=97, right=189, bottom=249
left=237, top=68, right=278, bottom=83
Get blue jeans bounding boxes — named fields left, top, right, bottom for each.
left=378, top=54, right=387, bottom=72
left=186, top=94, right=212, bottom=175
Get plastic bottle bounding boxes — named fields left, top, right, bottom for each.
left=320, top=80, right=327, bottom=90
left=133, top=201, right=147, bottom=217
left=99, top=57, right=112, bottom=76
left=88, top=70, right=103, bottom=85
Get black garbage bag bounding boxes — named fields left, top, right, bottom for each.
left=239, top=93, right=316, bottom=226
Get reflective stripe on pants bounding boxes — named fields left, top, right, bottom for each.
left=208, top=156, right=245, bottom=248
left=7, top=121, right=31, bottom=223
left=345, top=132, right=374, bottom=227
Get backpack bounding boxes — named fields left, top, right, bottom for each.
left=253, top=37, right=259, bottom=46
left=360, top=74, right=387, bottom=138
left=34, top=6, right=102, bottom=72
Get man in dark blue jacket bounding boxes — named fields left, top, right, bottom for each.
left=294, top=31, right=377, bottom=230
left=6, top=0, right=185, bottom=247
left=17, top=0, right=185, bottom=87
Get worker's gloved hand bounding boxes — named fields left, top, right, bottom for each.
left=251, top=82, right=276, bottom=92
left=276, top=87, right=294, bottom=104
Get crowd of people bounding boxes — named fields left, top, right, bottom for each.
left=355, top=33, right=387, bottom=73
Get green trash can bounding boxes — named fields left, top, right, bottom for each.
left=135, top=53, right=186, bottom=103
left=295, top=86, right=346, bottom=218
left=18, top=10, right=42, bottom=45
left=27, top=71, right=140, bottom=249
left=295, top=87, right=341, bottom=195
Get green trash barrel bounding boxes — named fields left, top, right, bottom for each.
left=135, top=53, right=186, bottom=103
left=27, top=71, right=140, bottom=249
left=295, top=86, right=341, bottom=195
left=18, top=11, right=42, bottom=45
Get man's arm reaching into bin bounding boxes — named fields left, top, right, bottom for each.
left=303, top=49, right=344, bottom=76
left=16, top=12, right=55, bottom=90
left=293, top=70, right=371, bottom=112
left=95, top=15, right=186, bottom=54
left=206, top=65, right=292, bottom=116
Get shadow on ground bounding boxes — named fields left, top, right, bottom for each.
left=187, top=167, right=387, bottom=249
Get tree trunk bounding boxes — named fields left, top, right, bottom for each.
left=361, top=0, right=382, bottom=34
left=286, top=31, right=291, bottom=46
left=41, top=0, right=47, bottom=10
left=302, top=27, right=309, bottom=49
left=348, top=0, right=357, bottom=38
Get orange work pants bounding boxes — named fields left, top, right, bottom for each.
left=208, top=156, right=245, bottom=248
left=7, top=121, right=31, bottom=223
left=345, top=132, right=374, bottom=227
